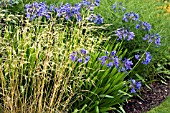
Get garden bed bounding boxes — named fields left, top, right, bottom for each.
left=0, top=0, right=170, bottom=112
left=123, top=80, right=170, bottom=113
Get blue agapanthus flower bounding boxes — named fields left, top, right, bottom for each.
left=155, top=34, right=161, bottom=47
left=88, top=14, right=104, bottom=24
left=135, top=54, right=140, bottom=60
left=98, top=51, right=133, bottom=72
left=142, top=22, right=151, bottom=31
left=115, top=28, right=135, bottom=41
left=70, top=52, right=77, bottom=62
left=85, top=56, right=90, bottom=63
left=136, top=24, right=140, bottom=29
left=98, top=51, right=118, bottom=67
left=130, top=78, right=142, bottom=93
left=112, top=2, right=126, bottom=12
left=142, top=52, right=152, bottom=65
left=143, top=33, right=161, bottom=47
left=70, top=48, right=90, bottom=64
left=106, top=62, right=114, bottom=68
left=25, top=2, right=51, bottom=20
left=123, top=12, right=139, bottom=22
left=130, top=87, right=136, bottom=93
left=94, top=0, right=101, bottom=6
left=136, top=81, right=142, bottom=90
left=123, top=58, right=133, bottom=70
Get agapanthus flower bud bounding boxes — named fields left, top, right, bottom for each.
left=130, top=87, right=136, bottom=93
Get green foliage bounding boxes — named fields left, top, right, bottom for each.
left=96, top=0, right=170, bottom=82
left=71, top=41, right=132, bottom=112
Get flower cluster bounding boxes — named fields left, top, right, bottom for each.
left=94, top=0, right=101, bottom=6
left=123, top=12, right=152, bottom=32
left=70, top=48, right=90, bottom=64
left=25, top=0, right=103, bottom=23
left=143, top=33, right=161, bottom=47
left=141, top=22, right=152, bottom=31
left=98, top=51, right=133, bottom=72
left=88, top=14, right=104, bottom=24
left=135, top=52, right=152, bottom=65
left=142, top=52, right=152, bottom=65
left=25, top=2, right=50, bottom=21
left=136, top=21, right=152, bottom=31
left=56, top=3, right=83, bottom=21
left=130, top=78, right=142, bottom=93
left=120, top=10, right=161, bottom=67
left=123, top=12, right=139, bottom=22
left=98, top=51, right=117, bottom=67
left=112, top=2, right=126, bottom=12
left=115, top=28, right=135, bottom=41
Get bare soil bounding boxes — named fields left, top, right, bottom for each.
left=123, top=80, right=170, bottom=113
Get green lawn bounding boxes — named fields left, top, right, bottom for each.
left=147, top=96, right=170, bottom=113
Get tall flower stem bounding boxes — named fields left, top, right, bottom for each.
left=126, top=42, right=152, bottom=77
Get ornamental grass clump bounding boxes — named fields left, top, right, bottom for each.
left=0, top=0, right=163, bottom=112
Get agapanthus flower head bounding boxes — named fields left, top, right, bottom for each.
left=112, top=4, right=116, bottom=12
left=136, top=82, right=142, bottom=90
left=70, top=52, right=77, bottom=62
left=98, top=56, right=108, bottom=65
left=70, top=48, right=90, bottom=64
left=142, top=52, right=152, bottom=65
left=72, top=3, right=82, bottom=14
left=123, top=58, right=133, bottom=70
left=99, top=51, right=134, bottom=72
left=93, top=14, right=104, bottom=24
left=77, top=58, right=83, bottom=62
left=113, top=56, right=119, bottom=68
left=127, top=31, right=135, bottom=40
left=143, top=34, right=150, bottom=41
left=135, top=54, right=140, bottom=60
left=81, top=0, right=91, bottom=6
left=94, top=0, right=100, bottom=6
left=130, top=78, right=142, bottom=93
left=136, top=24, right=140, bottom=29
left=123, top=12, right=139, bottom=22
left=25, top=2, right=50, bottom=20
left=142, top=22, right=151, bottom=31
left=111, top=51, right=116, bottom=56
left=143, top=33, right=161, bottom=47
left=130, top=78, right=136, bottom=85
left=98, top=51, right=118, bottom=67
left=112, top=2, right=126, bottom=12
left=115, top=28, right=135, bottom=41
left=85, top=56, right=90, bottom=64
left=81, top=48, right=87, bottom=55
left=88, top=14, right=104, bottom=24
left=130, top=87, right=136, bottom=93
left=155, top=34, right=161, bottom=47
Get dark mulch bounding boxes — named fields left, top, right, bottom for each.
left=123, top=80, right=170, bottom=113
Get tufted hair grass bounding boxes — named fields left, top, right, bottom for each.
left=0, top=10, right=104, bottom=112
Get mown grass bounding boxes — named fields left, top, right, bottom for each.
left=147, top=96, right=170, bottom=113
